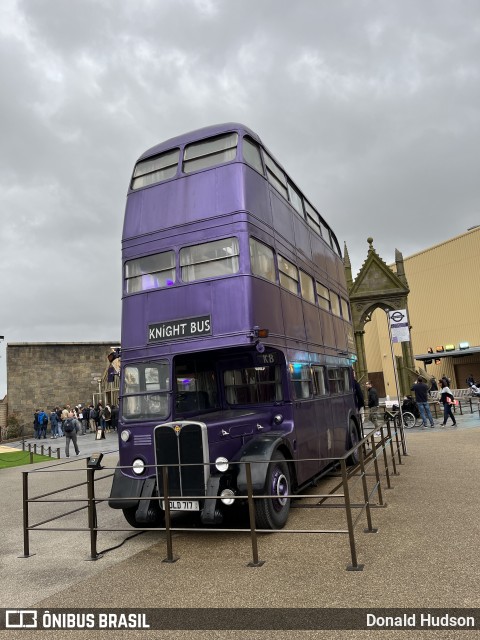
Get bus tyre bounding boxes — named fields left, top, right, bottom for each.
left=122, top=502, right=164, bottom=528
left=254, top=451, right=291, bottom=530
left=346, top=420, right=360, bottom=466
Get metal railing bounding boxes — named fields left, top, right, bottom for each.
left=20, top=427, right=405, bottom=571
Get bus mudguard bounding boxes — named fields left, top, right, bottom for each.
left=236, top=434, right=292, bottom=492
left=108, top=464, right=151, bottom=510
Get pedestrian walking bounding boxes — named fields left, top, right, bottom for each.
left=63, top=412, right=81, bottom=457
left=439, top=379, right=457, bottom=427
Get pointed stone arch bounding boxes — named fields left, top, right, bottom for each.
left=344, top=238, right=416, bottom=395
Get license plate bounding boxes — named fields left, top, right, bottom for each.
left=160, top=500, right=200, bottom=511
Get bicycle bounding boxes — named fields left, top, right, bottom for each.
left=383, top=408, right=417, bottom=429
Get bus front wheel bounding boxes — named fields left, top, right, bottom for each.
left=254, top=451, right=291, bottom=530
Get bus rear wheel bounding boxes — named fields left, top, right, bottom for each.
left=346, top=420, right=360, bottom=466
left=254, top=451, right=291, bottom=530
left=122, top=501, right=164, bottom=528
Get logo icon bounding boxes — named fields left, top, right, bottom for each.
left=6, top=610, right=38, bottom=629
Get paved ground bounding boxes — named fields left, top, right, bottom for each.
left=1, top=411, right=480, bottom=638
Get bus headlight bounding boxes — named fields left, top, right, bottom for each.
left=120, top=429, right=131, bottom=443
left=132, top=459, right=145, bottom=475
left=220, top=489, right=235, bottom=506
left=215, top=457, right=229, bottom=472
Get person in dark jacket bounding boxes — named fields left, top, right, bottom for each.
left=411, top=376, right=435, bottom=429
left=365, top=381, right=380, bottom=431
left=439, top=379, right=456, bottom=427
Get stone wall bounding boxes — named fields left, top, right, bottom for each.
left=7, top=342, right=119, bottom=432
left=0, top=397, right=7, bottom=430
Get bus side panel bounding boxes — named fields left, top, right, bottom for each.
left=279, top=290, right=307, bottom=342
left=315, top=396, right=334, bottom=466
left=319, top=308, right=336, bottom=348
left=269, top=190, right=295, bottom=247
left=303, top=303, right=324, bottom=348
left=293, top=216, right=313, bottom=265
left=293, top=399, right=320, bottom=485
left=124, top=165, right=248, bottom=239
left=122, top=279, right=254, bottom=350
left=243, top=166, right=274, bottom=228
left=250, top=279, right=285, bottom=337
left=331, top=395, right=350, bottom=459
left=332, top=315, right=348, bottom=352
left=309, top=234, right=329, bottom=279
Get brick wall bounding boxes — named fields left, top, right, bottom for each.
left=7, top=342, right=119, bottom=431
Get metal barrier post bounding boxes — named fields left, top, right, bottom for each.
left=19, top=472, right=34, bottom=558
left=246, top=462, right=264, bottom=567
left=392, top=421, right=403, bottom=464
left=358, top=446, right=378, bottom=534
left=380, top=427, right=393, bottom=489
left=57, top=448, right=60, bottom=459
left=385, top=422, right=399, bottom=475
left=162, top=466, right=179, bottom=563
left=370, top=433, right=386, bottom=506
left=33, top=443, right=37, bottom=455
left=340, top=459, right=363, bottom=571
left=29, top=450, right=33, bottom=464
left=86, top=467, right=102, bottom=560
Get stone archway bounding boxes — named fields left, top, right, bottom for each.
left=344, top=238, right=416, bottom=396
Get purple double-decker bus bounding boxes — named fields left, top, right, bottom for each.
left=109, top=122, right=359, bottom=530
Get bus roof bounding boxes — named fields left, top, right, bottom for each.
left=138, top=122, right=262, bottom=162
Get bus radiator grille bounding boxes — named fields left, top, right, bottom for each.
left=155, top=423, right=206, bottom=499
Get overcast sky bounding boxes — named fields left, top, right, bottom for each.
left=1, top=0, right=479, bottom=395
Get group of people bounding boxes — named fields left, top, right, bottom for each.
left=352, top=372, right=459, bottom=432
left=33, top=403, right=119, bottom=457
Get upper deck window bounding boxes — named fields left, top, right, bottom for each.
left=125, top=251, right=175, bottom=293
left=183, top=132, right=238, bottom=174
left=305, top=201, right=322, bottom=237
left=180, top=237, right=239, bottom=282
left=131, top=148, right=180, bottom=190
left=278, top=255, right=299, bottom=294
left=264, top=153, right=288, bottom=200
left=316, top=282, right=331, bottom=311
left=249, top=238, right=276, bottom=282
left=243, top=137, right=263, bottom=174
left=299, top=270, right=315, bottom=304
left=341, top=297, right=351, bottom=321
left=287, top=181, right=303, bottom=216
left=331, top=292, right=341, bottom=317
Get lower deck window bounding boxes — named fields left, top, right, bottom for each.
left=328, top=367, right=351, bottom=394
left=224, top=366, right=282, bottom=405
left=290, top=363, right=314, bottom=399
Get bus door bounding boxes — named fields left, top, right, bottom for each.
left=290, top=364, right=320, bottom=485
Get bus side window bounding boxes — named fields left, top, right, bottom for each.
left=312, top=366, right=328, bottom=396
left=328, top=367, right=345, bottom=394
left=290, top=364, right=313, bottom=399
left=249, top=238, right=276, bottom=282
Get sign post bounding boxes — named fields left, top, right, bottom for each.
left=387, top=309, right=410, bottom=455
